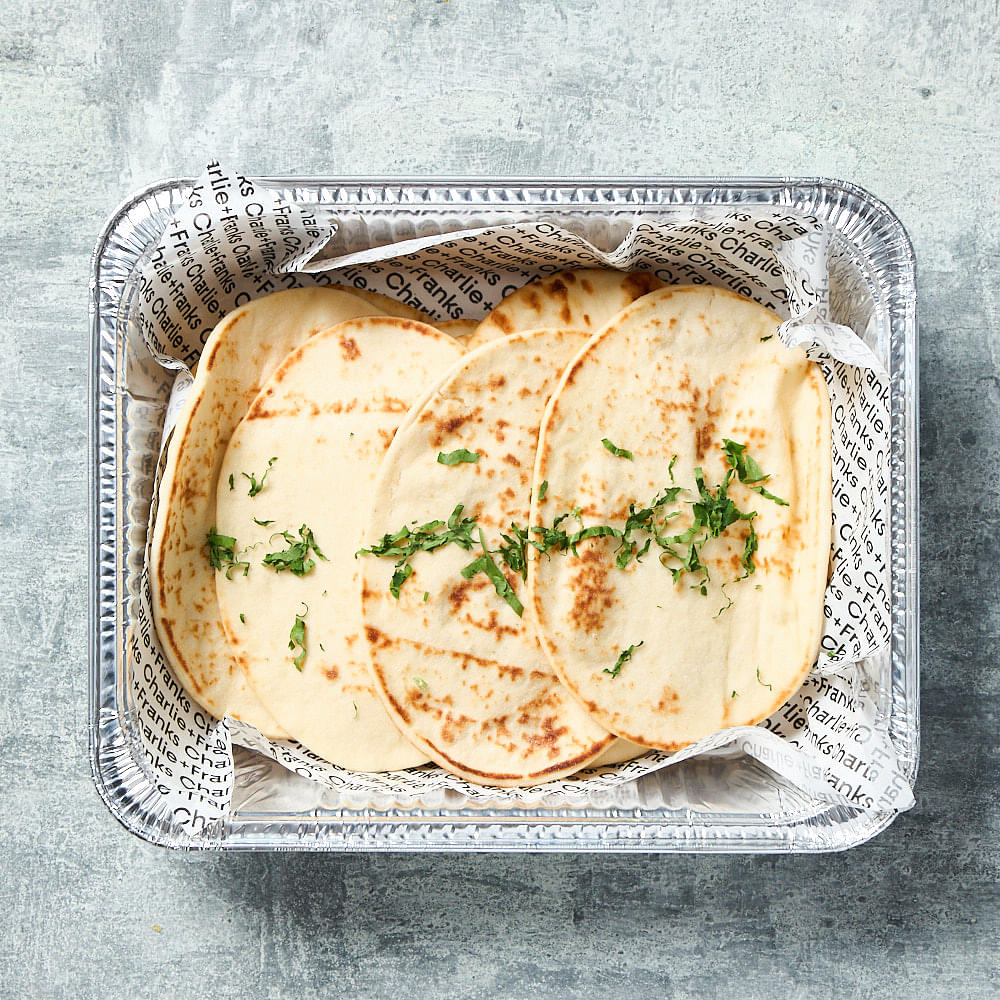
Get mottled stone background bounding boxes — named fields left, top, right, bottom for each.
left=1, top=1, right=997, bottom=997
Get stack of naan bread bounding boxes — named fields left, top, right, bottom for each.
left=150, top=270, right=831, bottom=786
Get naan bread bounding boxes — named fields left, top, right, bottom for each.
left=361, top=329, right=617, bottom=786
left=336, top=287, right=436, bottom=324
left=468, top=268, right=663, bottom=350
left=436, top=318, right=478, bottom=339
left=150, top=287, right=384, bottom=736
left=528, top=286, right=831, bottom=751
left=215, top=317, right=464, bottom=771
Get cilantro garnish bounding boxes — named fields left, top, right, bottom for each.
left=263, top=524, right=327, bottom=576
left=288, top=611, right=307, bottom=671
left=756, top=668, right=773, bottom=691
left=359, top=504, right=479, bottom=599
left=604, top=641, right=644, bottom=678
left=667, top=454, right=677, bottom=483
left=722, top=439, right=788, bottom=506
left=537, top=480, right=548, bottom=501
left=239, top=613, right=246, bottom=624
left=760, top=334, right=774, bottom=342
left=601, top=438, right=633, bottom=461
left=253, top=517, right=274, bottom=527
left=228, top=474, right=234, bottom=491
left=242, top=456, right=277, bottom=497
left=205, top=527, right=250, bottom=579
left=437, top=448, right=480, bottom=466
left=461, top=529, right=524, bottom=616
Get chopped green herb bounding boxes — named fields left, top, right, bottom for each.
left=263, top=524, right=327, bottom=576
left=319, top=642, right=325, bottom=651
left=242, top=456, right=277, bottom=497
left=538, top=479, right=548, bottom=501
left=755, top=584, right=763, bottom=590
left=359, top=504, right=479, bottom=598
left=390, top=563, right=413, bottom=599
left=760, top=334, right=774, bottom=342
left=205, top=527, right=250, bottom=579
left=667, top=454, right=677, bottom=483
left=461, top=532, right=524, bottom=617
left=731, top=690, right=738, bottom=698
left=352, top=701, right=358, bottom=717
left=756, top=668, right=773, bottom=691
left=604, top=641, right=644, bottom=678
left=437, top=448, right=480, bottom=466
left=288, top=612, right=307, bottom=671
left=722, top=438, right=788, bottom=506
left=601, top=437, right=633, bottom=461
left=413, top=676, right=429, bottom=692
left=423, top=591, right=429, bottom=602
left=826, top=650, right=837, bottom=658
left=239, top=613, right=246, bottom=624
left=228, top=473, right=234, bottom=491
left=253, top=517, right=274, bottom=527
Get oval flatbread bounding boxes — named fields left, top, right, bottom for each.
left=334, top=286, right=436, bottom=324
left=149, top=287, right=383, bottom=736
left=215, top=317, right=464, bottom=771
left=468, top=268, right=664, bottom=350
left=361, top=329, right=617, bottom=786
left=528, top=286, right=831, bottom=751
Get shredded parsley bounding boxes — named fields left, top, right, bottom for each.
left=423, top=591, right=429, bottom=602
left=253, top=517, right=274, bottom=527
left=288, top=612, right=307, bottom=671
left=722, top=439, right=788, bottom=506
left=242, top=456, right=277, bottom=497
left=604, top=641, right=644, bottom=678
left=667, top=454, right=677, bottom=483
left=239, top=613, right=246, bottom=624
left=205, top=527, right=250, bottom=579
left=538, top=479, right=548, bottom=501
left=461, top=529, right=524, bottom=616
left=437, top=448, right=480, bottom=466
left=412, top=676, right=429, bottom=692
left=359, top=504, right=478, bottom=599
left=756, top=668, right=773, bottom=691
left=731, top=690, right=738, bottom=698
left=760, top=334, right=774, bottom=342
left=263, top=525, right=327, bottom=576
left=601, top=437, right=633, bottom=461
left=228, top=473, right=234, bottom=491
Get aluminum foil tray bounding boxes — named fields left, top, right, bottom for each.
left=89, top=178, right=918, bottom=852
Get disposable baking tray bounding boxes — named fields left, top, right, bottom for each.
left=89, top=177, right=918, bottom=852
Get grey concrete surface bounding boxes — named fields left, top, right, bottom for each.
left=1, top=1, right=997, bottom=997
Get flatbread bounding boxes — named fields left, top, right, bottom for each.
left=335, top=287, right=436, bottom=324
left=436, top=319, right=478, bottom=339
left=468, top=268, right=664, bottom=350
left=215, top=317, right=464, bottom=771
left=360, top=329, right=617, bottom=786
left=149, top=287, right=382, bottom=736
left=528, top=286, right=832, bottom=751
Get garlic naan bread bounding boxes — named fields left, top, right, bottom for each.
left=528, top=286, right=831, bottom=751
left=360, top=329, right=617, bottom=786
left=214, top=317, right=465, bottom=771
left=150, top=287, right=383, bottom=735
left=468, top=268, right=664, bottom=350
